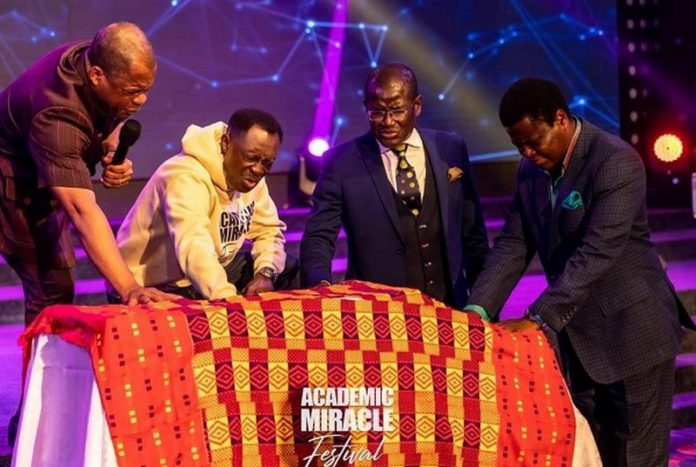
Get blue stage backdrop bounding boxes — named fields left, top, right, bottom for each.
left=0, top=0, right=618, bottom=177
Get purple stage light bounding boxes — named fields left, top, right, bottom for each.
left=298, top=0, right=348, bottom=196
left=308, top=0, right=348, bottom=150
left=307, top=137, right=329, bottom=157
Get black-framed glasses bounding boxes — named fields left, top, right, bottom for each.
left=366, top=103, right=414, bottom=122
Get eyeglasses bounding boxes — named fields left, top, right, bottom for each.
left=366, top=106, right=412, bottom=122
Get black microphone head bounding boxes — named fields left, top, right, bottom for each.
left=119, top=119, right=142, bottom=146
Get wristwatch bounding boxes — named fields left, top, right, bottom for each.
left=524, top=309, right=548, bottom=330
left=256, top=267, right=278, bottom=282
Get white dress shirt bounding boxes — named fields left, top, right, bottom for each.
left=378, top=129, right=426, bottom=202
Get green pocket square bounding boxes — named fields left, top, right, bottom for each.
left=561, top=190, right=583, bottom=210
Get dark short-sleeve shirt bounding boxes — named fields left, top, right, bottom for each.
left=0, top=41, right=118, bottom=187
left=0, top=42, right=119, bottom=264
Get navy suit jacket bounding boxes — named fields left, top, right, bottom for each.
left=467, top=119, right=693, bottom=383
left=300, top=128, right=489, bottom=308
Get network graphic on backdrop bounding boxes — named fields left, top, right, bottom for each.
left=0, top=0, right=617, bottom=174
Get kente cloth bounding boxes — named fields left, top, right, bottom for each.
left=20, top=301, right=209, bottom=467
left=20, top=280, right=576, bottom=466
left=183, top=281, right=576, bottom=466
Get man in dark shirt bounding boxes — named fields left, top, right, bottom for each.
left=0, top=21, right=178, bottom=447
left=0, top=22, right=174, bottom=327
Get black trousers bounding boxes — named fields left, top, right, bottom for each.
left=564, top=337, right=675, bottom=467
left=156, top=252, right=300, bottom=300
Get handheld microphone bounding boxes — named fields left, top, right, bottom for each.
left=112, top=119, right=142, bottom=165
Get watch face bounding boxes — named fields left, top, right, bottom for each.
left=258, top=267, right=277, bottom=280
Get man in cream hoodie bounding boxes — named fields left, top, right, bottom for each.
left=115, top=108, right=296, bottom=299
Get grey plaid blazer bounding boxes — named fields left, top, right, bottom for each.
left=468, top=119, right=694, bottom=384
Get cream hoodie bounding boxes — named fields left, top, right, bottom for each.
left=116, top=121, right=286, bottom=299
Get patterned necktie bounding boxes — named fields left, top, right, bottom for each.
left=393, top=143, right=421, bottom=216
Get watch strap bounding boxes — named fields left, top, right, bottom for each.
left=256, top=267, right=277, bottom=282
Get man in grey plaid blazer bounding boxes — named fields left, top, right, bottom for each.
left=465, top=78, right=695, bottom=466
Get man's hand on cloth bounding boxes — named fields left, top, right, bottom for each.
left=242, top=275, right=274, bottom=295
left=122, top=286, right=179, bottom=305
left=498, top=317, right=541, bottom=333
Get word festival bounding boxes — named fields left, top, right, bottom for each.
left=300, top=387, right=395, bottom=466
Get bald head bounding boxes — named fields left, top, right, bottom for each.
left=86, top=22, right=157, bottom=119
left=87, top=22, right=157, bottom=78
left=364, top=63, right=419, bottom=103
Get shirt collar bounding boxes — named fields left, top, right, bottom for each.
left=377, top=128, right=423, bottom=155
left=546, top=116, right=582, bottom=179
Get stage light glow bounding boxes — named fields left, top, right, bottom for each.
left=653, top=133, right=684, bottom=162
left=308, top=138, right=330, bottom=157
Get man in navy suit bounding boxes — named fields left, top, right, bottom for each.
left=300, top=63, right=489, bottom=308
left=466, top=77, right=694, bottom=465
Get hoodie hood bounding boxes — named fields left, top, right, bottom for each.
left=180, top=121, right=229, bottom=191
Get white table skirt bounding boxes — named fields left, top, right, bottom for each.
left=12, top=334, right=117, bottom=467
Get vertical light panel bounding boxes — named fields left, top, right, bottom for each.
left=309, top=0, right=349, bottom=152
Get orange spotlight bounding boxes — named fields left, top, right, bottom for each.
left=653, top=133, right=684, bottom=162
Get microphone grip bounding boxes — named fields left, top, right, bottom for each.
left=110, top=119, right=141, bottom=166
left=111, top=144, right=129, bottom=165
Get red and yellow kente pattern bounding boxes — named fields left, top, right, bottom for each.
left=21, top=281, right=575, bottom=466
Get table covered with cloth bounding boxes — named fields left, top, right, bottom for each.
left=15, top=281, right=599, bottom=466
